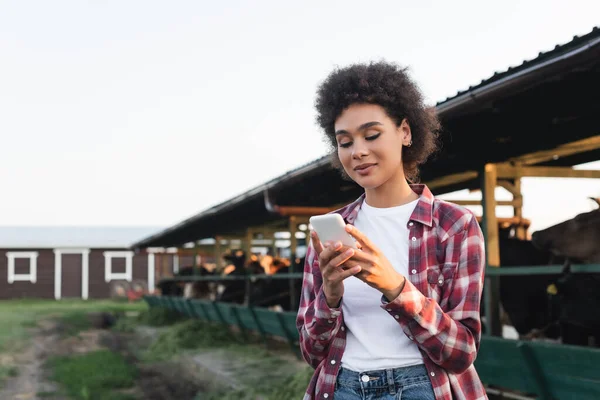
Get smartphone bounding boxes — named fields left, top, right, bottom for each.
left=309, top=213, right=358, bottom=249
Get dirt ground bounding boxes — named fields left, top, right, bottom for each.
left=0, top=319, right=63, bottom=400
left=0, top=316, right=206, bottom=400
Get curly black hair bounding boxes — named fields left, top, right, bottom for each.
left=314, top=60, right=441, bottom=182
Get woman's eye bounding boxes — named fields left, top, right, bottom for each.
left=365, top=133, right=381, bottom=141
left=338, top=141, right=352, bottom=148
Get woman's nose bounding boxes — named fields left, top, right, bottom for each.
left=352, top=141, right=369, bottom=159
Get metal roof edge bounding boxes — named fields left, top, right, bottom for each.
left=436, top=26, right=600, bottom=116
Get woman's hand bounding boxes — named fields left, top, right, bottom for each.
left=344, top=224, right=407, bottom=301
left=311, top=230, right=362, bottom=308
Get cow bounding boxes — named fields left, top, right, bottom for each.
left=156, top=264, right=216, bottom=299
left=215, top=250, right=249, bottom=304
left=495, top=238, right=562, bottom=340
left=531, top=198, right=600, bottom=263
left=249, top=256, right=304, bottom=311
left=181, top=265, right=217, bottom=300
left=214, top=251, right=304, bottom=311
left=530, top=198, right=600, bottom=346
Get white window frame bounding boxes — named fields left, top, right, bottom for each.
left=147, top=252, right=155, bottom=293
left=103, top=251, right=133, bottom=282
left=7, top=251, right=38, bottom=283
left=53, top=249, right=90, bottom=300
left=146, top=248, right=165, bottom=293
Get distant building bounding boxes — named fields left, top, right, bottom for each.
left=0, top=226, right=170, bottom=300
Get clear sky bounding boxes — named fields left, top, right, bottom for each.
left=1, top=0, right=599, bottom=235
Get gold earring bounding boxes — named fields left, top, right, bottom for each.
left=406, top=140, right=412, bottom=147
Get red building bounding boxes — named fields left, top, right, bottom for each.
left=0, top=226, right=172, bottom=300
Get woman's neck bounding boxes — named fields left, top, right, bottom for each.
left=364, top=174, right=419, bottom=208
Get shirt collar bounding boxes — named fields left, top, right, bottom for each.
left=340, top=184, right=434, bottom=227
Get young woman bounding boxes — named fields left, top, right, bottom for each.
left=296, top=61, right=487, bottom=400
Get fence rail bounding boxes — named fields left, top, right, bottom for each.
left=485, top=263, right=600, bottom=276
left=157, top=264, right=600, bottom=283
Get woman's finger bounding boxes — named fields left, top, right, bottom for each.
left=328, top=247, right=356, bottom=268
left=346, top=248, right=373, bottom=264
left=310, top=230, right=324, bottom=255
left=330, top=265, right=362, bottom=283
left=318, top=244, right=343, bottom=272
left=345, top=224, right=377, bottom=252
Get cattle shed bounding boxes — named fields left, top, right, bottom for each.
left=131, top=23, right=600, bottom=335
left=134, top=26, right=600, bottom=399
left=132, top=25, right=600, bottom=252
left=0, top=226, right=169, bottom=300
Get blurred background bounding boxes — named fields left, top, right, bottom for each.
left=1, top=1, right=599, bottom=399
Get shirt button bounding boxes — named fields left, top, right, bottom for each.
left=361, top=375, right=370, bottom=383
left=331, top=360, right=336, bottom=365
left=411, top=269, right=417, bottom=274
left=327, top=319, right=334, bottom=324
left=394, top=315, right=400, bottom=319
left=411, top=237, right=416, bottom=241
left=341, top=326, right=345, bottom=331
left=430, top=372, right=435, bottom=377
left=323, top=394, right=329, bottom=398
left=408, top=222, right=414, bottom=226
left=438, top=278, right=444, bottom=285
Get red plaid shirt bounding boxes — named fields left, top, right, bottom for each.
left=296, top=184, right=488, bottom=400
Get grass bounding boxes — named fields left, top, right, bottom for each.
left=143, top=318, right=241, bottom=361
left=130, top=308, right=312, bottom=399
left=48, top=350, right=137, bottom=400
left=0, top=365, right=19, bottom=381
left=57, top=311, right=96, bottom=336
left=135, top=306, right=186, bottom=327
left=0, top=299, right=146, bottom=352
left=0, top=300, right=312, bottom=399
left=196, top=364, right=313, bottom=400
left=0, top=299, right=147, bottom=389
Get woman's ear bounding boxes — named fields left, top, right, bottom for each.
left=399, top=118, right=412, bottom=147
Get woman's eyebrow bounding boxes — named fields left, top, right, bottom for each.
left=335, top=121, right=383, bottom=135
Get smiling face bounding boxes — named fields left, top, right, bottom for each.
left=334, top=103, right=412, bottom=190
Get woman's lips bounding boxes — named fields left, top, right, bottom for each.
left=354, top=163, right=376, bottom=176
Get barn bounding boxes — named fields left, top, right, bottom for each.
left=0, top=226, right=171, bottom=300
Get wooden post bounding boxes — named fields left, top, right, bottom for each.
left=268, top=231, right=276, bottom=257
left=289, top=217, right=298, bottom=259
left=193, top=244, right=198, bottom=276
left=244, top=229, right=253, bottom=306
left=480, top=163, right=502, bottom=337
left=214, top=236, right=222, bottom=271
left=498, top=164, right=526, bottom=240
left=513, top=177, right=526, bottom=240
left=161, top=252, right=170, bottom=278
left=244, top=229, right=253, bottom=257
left=289, top=216, right=298, bottom=310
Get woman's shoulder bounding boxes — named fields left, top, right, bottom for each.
left=326, top=195, right=365, bottom=218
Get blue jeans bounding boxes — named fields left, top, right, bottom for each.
left=333, top=364, right=435, bottom=400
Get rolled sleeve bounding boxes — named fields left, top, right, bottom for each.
left=297, top=244, right=344, bottom=368
left=379, top=215, right=485, bottom=374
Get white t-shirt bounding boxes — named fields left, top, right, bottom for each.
left=340, top=198, right=424, bottom=372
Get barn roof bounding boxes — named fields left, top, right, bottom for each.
left=0, top=226, right=164, bottom=249
left=131, top=25, right=600, bottom=249
left=435, top=26, right=600, bottom=110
